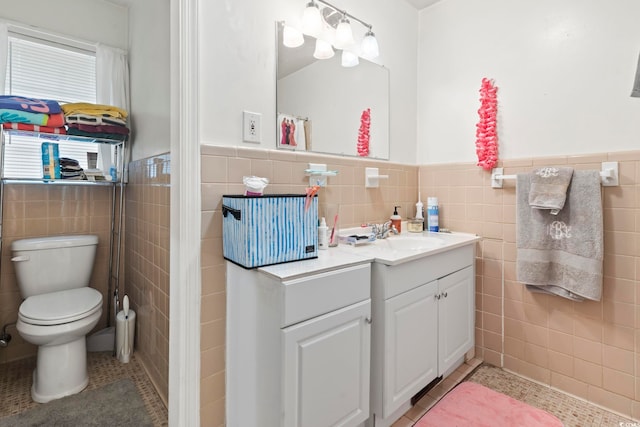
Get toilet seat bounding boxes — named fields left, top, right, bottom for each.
left=19, top=288, right=103, bottom=326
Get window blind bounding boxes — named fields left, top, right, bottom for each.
left=3, top=34, right=98, bottom=178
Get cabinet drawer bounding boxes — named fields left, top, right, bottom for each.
left=281, top=263, right=371, bottom=328
left=373, top=244, right=474, bottom=300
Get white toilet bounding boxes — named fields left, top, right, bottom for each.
left=12, top=235, right=103, bottom=403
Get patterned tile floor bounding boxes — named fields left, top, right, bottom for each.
left=0, top=351, right=168, bottom=426
left=393, top=360, right=638, bottom=427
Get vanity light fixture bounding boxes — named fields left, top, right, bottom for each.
left=313, top=38, right=335, bottom=59
left=334, top=14, right=354, bottom=49
left=302, top=1, right=323, bottom=37
left=283, top=25, right=305, bottom=48
left=361, top=28, right=379, bottom=60
left=286, top=0, right=380, bottom=65
left=341, top=50, right=359, bottom=67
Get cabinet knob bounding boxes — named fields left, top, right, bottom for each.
left=435, top=294, right=441, bottom=300
left=365, top=317, right=372, bottom=324
left=443, top=292, right=448, bottom=298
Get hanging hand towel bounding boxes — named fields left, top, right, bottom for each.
left=517, top=170, right=603, bottom=301
left=632, top=51, right=640, bottom=98
left=528, top=166, right=573, bottom=215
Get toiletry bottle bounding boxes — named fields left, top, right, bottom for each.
left=318, top=217, right=329, bottom=250
left=390, top=206, right=402, bottom=233
left=427, top=197, right=439, bottom=232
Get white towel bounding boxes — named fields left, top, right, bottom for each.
left=517, top=170, right=603, bottom=301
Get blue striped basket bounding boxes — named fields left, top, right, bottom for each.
left=222, top=194, right=318, bottom=268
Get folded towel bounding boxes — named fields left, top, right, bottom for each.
left=65, top=113, right=127, bottom=127
left=528, top=166, right=574, bottom=215
left=68, top=122, right=130, bottom=135
left=61, top=102, right=128, bottom=119
left=65, top=127, right=126, bottom=141
left=0, top=110, right=64, bottom=127
left=2, top=122, right=66, bottom=134
left=517, top=170, right=603, bottom=301
left=632, top=51, right=640, bottom=98
left=0, top=95, right=62, bottom=114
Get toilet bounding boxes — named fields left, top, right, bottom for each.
left=12, top=235, right=103, bottom=403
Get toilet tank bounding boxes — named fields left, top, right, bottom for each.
left=11, top=235, right=99, bottom=298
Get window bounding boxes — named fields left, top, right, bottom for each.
left=3, top=33, right=98, bottom=178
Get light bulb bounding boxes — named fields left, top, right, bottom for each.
left=341, top=50, right=359, bottom=67
left=334, top=17, right=354, bottom=50
left=302, top=1, right=323, bottom=37
left=313, top=38, right=334, bottom=60
left=361, top=29, right=379, bottom=59
left=283, top=26, right=304, bottom=48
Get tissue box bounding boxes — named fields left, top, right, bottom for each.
left=222, top=194, right=318, bottom=268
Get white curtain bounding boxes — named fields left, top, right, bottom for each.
left=96, top=44, right=130, bottom=176
left=0, top=23, right=8, bottom=94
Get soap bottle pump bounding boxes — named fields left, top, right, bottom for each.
left=390, top=206, right=402, bottom=233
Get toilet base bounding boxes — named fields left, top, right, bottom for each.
left=32, top=337, right=89, bottom=403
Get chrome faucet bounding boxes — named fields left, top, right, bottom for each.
left=367, top=221, right=399, bottom=239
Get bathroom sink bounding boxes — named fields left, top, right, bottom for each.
left=377, top=236, right=446, bottom=251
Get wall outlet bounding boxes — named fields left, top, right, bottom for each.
left=243, top=111, right=261, bottom=143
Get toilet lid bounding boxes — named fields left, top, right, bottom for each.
left=19, top=288, right=103, bottom=326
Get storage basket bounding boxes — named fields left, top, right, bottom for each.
left=222, top=194, right=318, bottom=268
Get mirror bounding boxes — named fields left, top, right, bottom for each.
left=276, top=23, right=390, bottom=159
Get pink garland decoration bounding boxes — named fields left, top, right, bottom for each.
left=475, top=78, right=499, bottom=170
left=357, top=108, right=371, bottom=157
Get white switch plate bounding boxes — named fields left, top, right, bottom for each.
left=243, top=111, right=261, bottom=143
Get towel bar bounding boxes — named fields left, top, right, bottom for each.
left=490, top=162, right=619, bottom=188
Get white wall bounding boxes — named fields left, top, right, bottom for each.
left=199, top=0, right=418, bottom=164
left=0, top=0, right=127, bottom=49
left=417, top=0, right=640, bottom=164
left=127, top=0, right=171, bottom=160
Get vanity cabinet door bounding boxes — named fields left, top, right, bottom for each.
left=383, top=280, right=438, bottom=417
left=438, top=266, right=474, bottom=375
left=282, top=299, right=371, bottom=427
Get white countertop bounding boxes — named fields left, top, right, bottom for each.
left=258, top=231, right=481, bottom=279
left=336, top=231, right=482, bottom=266
left=258, top=248, right=373, bottom=281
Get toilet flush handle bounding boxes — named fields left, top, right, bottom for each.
left=11, top=255, right=29, bottom=262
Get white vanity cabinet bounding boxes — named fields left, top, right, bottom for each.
left=369, top=243, right=475, bottom=427
left=226, top=256, right=372, bottom=427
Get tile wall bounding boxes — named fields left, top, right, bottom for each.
left=199, top=144, right=419, bottom=426
left=0, top=183, right=113, bottom=364
left=125, top=153, right=171, bottom=405
left=421, top=150, right=640, bottom=419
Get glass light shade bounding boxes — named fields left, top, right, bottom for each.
left=302, top=2, right=323, bottom=37
left=361, top=30, right=379, bottom=59
left=283, top=26, right=304, bottom=48
left=334, top=18, right=354, bottom=50
left=341, top=50, right=359, bottom=68
left=313, top=38, right=334, bottom=59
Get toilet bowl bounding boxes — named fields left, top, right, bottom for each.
left=12, top=235, right=102, bottom=403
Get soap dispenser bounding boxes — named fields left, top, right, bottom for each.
left=390, top=206, right=402, bottom=233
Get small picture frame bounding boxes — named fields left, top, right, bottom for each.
left=277, top=113, right=308, bottom=151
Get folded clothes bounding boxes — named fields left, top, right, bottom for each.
left=61, top=102, right=128, bottom=119
left=0, top=95, right=62, bottom=114
left=60, top=157, right=80, bottom=168
left=68, top=122, right=129, bottom=135
left=2, top=122, right=66, bottom=134
left=66, top=114, right=127, bottom=127
left=0, top=110, right=64, bottom=127
left=65, top=127, right=126, bottom=141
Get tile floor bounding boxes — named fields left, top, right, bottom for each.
left=0, top=351, right=168, bottom=426
left=393, top=359, right=638, bottom=427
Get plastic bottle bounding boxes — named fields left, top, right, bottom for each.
left=427, top=197, right=439, bottom=232
left=390, top=206, right=402, bottom=233
left=109, top=164, right=117, bottom=182
left=318, top=217, right=329, bottom=250
left=415, top=198, right=424, bottom=221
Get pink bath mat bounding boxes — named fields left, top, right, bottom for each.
left=415, top=381, right=563, bottom=427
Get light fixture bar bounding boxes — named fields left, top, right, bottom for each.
left=316, top=0, right=373, bottom=31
